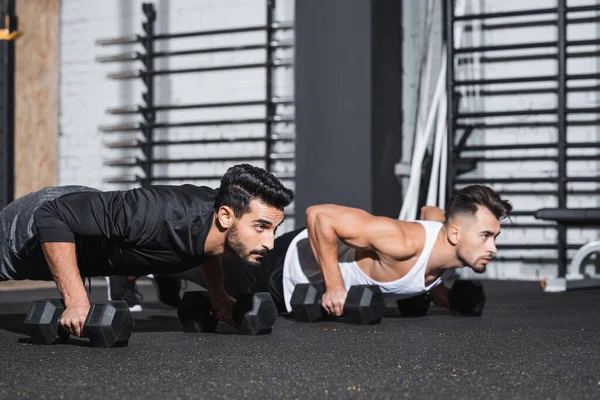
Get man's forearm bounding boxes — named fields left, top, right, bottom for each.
left=306, top=208, right=345, bottom=290
left=420, top=206, right=446, bottom=223
left=41, top=242, right=89, bottom=308
left=201, top=257, right=225, bottom=294
left=429, top=284, right=450, bottom=308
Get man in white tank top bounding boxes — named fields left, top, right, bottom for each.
left=195, top=185, right=512, bottom=323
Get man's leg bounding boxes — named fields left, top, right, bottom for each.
left=109, top=276, right=144, bottom=312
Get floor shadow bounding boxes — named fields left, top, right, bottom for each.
left=16, top=336, right=93, bottom=347
left=0, top=313, right=29, bottom=336
left=132, top=315, right=183, bottom=333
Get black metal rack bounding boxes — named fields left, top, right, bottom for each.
left=445, top=1, right=600, bottom=276
left=96, top=1, right=294, bottom=187
left=0, top=0, right=17, bottom=209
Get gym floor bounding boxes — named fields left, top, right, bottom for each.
left=0, top=280, right=598, bottom=399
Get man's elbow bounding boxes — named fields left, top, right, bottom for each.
left=306, top=205, right=331, bottom=229
left=305, top=205, right=320, bottom=223
left=419, top=206, right=431, bottom=220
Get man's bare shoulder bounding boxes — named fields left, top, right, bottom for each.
left=365, top=218, right=425, bottom=261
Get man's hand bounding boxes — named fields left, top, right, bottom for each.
left=60, top=303, right=90, bottom=337
left=209, top=291, right=237, bottom=326
left=322, top=287, right=348, bottom=317
left=429, top=284, right=450, bottom=309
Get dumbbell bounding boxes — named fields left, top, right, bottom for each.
left=290, top=283, right=386, bottom=325
left=24, top=299, right=135, bottom=348
left=396, top=293, right=431, bottom=317
left=177, top=291, right=277, bottom=335
left=448, top=280, right=486, bottom=317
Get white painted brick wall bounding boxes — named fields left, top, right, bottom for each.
left=59, top=0, right=296, bottom=233
left=453, top=0, right=600, bottom=280
left=403, top=0, right=600, bottom=280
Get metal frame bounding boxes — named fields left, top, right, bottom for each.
left=140, top=3, right=155, bottom=186
left=544, top=241, right=600, bottom=292
left=445, top=1, right=600, bottom=276
left=97, top=2, right=294, bottom=186
left=0, top=0, right=16, bottom=209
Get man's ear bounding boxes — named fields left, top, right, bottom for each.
left=216, top=206, right=235, bottom=229
left=447, top=223, right=460, bottom=246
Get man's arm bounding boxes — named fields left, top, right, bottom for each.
left=201, top=257, right=236, bottom=325
left=420, top=205, right=445, bottom=222
left=41, top=242, right=89, bottom=337
left=32, top=189, right=161, bottom=335
left=429, top=284, right=450, bottom=309
left=201, top=257, right=225, bottom=295
left=306, top=204, right=416, bottom=316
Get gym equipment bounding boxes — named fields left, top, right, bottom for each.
left=396, top=293, right=431, bottom=317
left=177, top=291, right=277, bottom=335
left=24, top=299, right=134, bottom=348
left=177, top=291, right=219, bottom=333
left=96, top=3, right=295, bottom=187
left=535, top=208, right=600, bottom=292
left=290, top=283, right=386, bottom=325
left=448, top=280, right=486, bottom=317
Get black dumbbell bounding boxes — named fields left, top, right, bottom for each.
left=24, top=299, right=135, bottom=348
left=177, top=291, right=219, bottom=333
left=289, top=283, right=325, bottom=322
left=396, top=293, right=431, bottom=317
left=448, top=280, right=486, bottom=317
left=290, top=283, right=386, bottom=325
left=177, top=291, right=277, bottom=335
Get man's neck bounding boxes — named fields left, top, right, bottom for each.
left=426, top=226, right=463, bottom=275
left=204, top=214, right=226, bottom=256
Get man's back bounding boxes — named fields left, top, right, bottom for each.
left=0, top=184, right=218, bottom=280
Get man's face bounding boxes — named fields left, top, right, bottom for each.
left=452, top=206, right=501, bottom=273
left=225, top=199, right=284, bottom=268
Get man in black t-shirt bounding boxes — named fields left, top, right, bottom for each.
left=0, top=164, right=293, bottom=337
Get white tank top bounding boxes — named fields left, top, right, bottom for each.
left=282, top=220, right=445, bottom=312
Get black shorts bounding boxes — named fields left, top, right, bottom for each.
left=176, top=228, right=304, bottom=313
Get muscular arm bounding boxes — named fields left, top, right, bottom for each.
left=420, top=205, right=446, bottom=222
left=200, top=256, right=237, bottom=325
left=306, top=204, right=417, bottom=289
left=429, top=284, right=450, bottom=308
left=32, top=189, right=165, bottom=303
left=42, top=242, right=89, bottom=308
left=201, top=256, right=225, bottom=295
left=306, top=205, right=417, bottom=316
left=40, top=242, right=89, bottom=337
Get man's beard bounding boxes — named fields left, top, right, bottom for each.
left=457, top=249, right=486, bottom=274
left=225, top=223, right=268, bottom=268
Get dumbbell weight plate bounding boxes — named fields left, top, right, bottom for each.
left=177, top=291, right=219, bottom=333
left=24, top=299, right=70, bottom=345
left=343, top=285, right=386, bottom=325
left=85, top=301, right=135, bottom=348
left=290, top=283, right=326, bottom=322
left=233, top=292, right=277, bottom=335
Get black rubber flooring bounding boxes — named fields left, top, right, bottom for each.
left=0, top=281, right=598, bottom=399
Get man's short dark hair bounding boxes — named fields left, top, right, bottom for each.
left=216, top=164, right=294, bottom=217
left=446, top=185, right=512, bottom=222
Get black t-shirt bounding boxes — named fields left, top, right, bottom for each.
left=32, top=185, right=217, bottom=277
